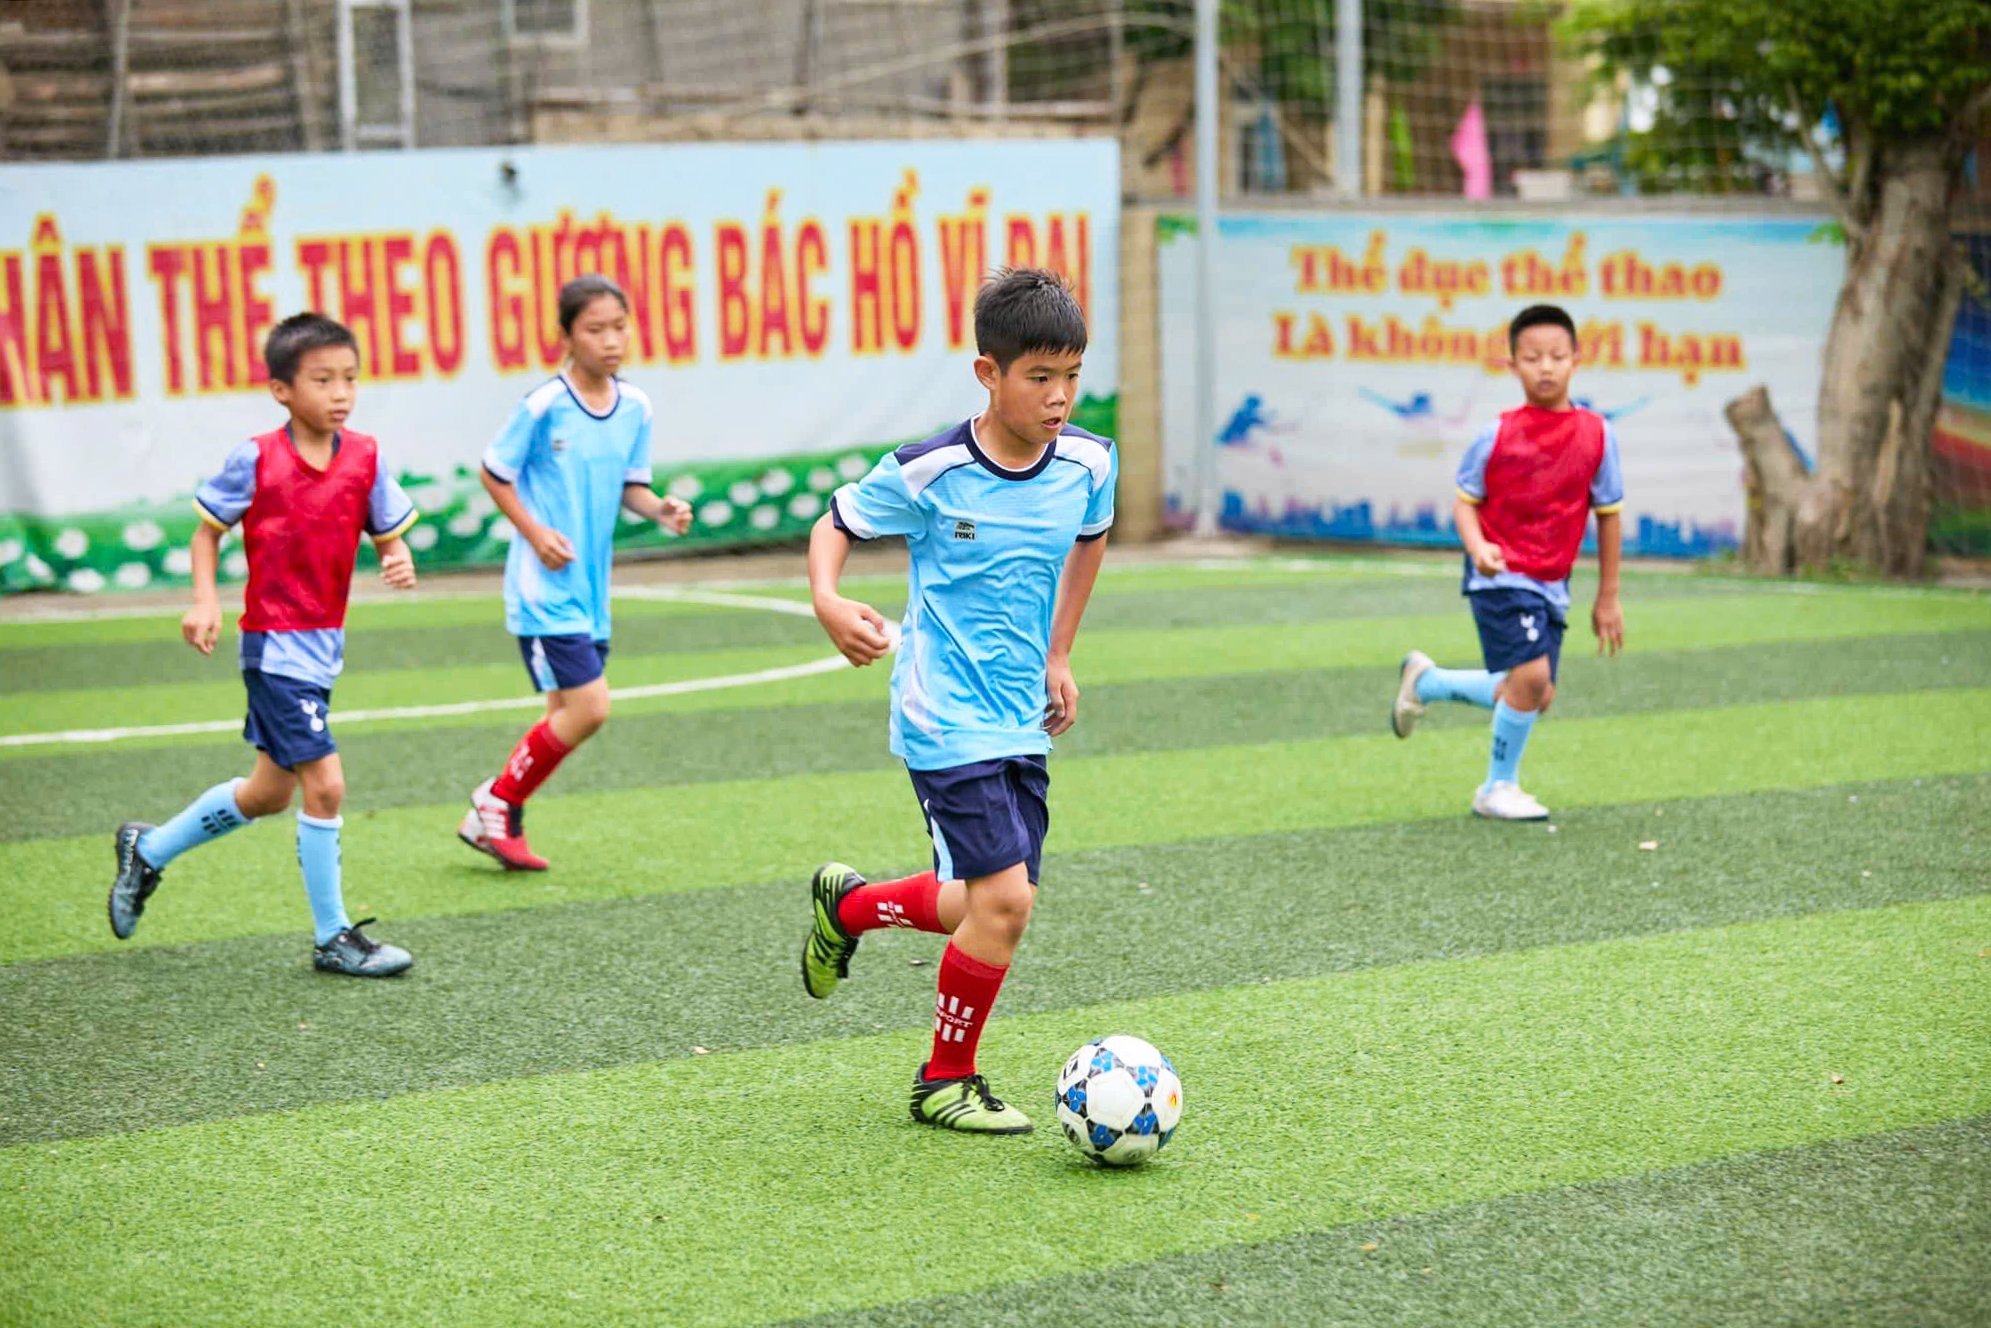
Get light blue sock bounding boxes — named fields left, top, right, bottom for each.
left=1486, top=701, right=1539, bottom=788
left=296, top=812, right=351, bottom=946
left=136, top=779, right=250, bottom=868
left=1416, top=666, right=1502, bottom=709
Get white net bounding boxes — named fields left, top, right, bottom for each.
left=0, top=1, right=1847, bottom=202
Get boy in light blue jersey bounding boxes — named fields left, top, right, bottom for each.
left=799, top=268, right=1117, bottom=1135
left=459, top=276, right=690, bottom=870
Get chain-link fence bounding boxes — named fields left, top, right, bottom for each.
left=17, top=0, right=1982, bottom=207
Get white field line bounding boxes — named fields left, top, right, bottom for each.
left=0, top=582, right=820, bottom=625
left=1, top=586, right=878, bottom=750
left=0, top=655, right=856, bottom=749
left=612, top=585, right=819, bottom=617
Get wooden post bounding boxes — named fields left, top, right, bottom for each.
left=105, top=0, right=133, bottom=157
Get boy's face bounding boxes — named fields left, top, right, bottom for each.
left=564, top=295, right=628, bottom=378
left=976, top=349, right=1084, bottom=450
left=270, top=344, right=360, bottom=436
left=1510, top=323, right=1578, bottom=408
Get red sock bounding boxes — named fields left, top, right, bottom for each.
left=490, top=719, right=572, bottom=804
left=926, top=942, right=1007, bottom=1080
left=836, top=870, right=943, bottom=936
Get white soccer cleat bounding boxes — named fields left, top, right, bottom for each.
left=457, top=779, right=500, bottom=858
left=1392, top=650, right=1434, bottom=739
left=1472, top=781, right=1550, bottom=821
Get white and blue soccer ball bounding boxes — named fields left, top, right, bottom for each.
left=1055, top=1035, right=1183, bottom=1167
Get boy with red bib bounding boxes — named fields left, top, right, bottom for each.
left=1391, top=304, right=1626, bottom=821
left=108, top=313, right=419, bottom=976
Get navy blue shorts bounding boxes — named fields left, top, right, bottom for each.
left=519, top=634, right=610, bottom=692
left=907, top=754, right=1050, bottom=884
left=1470, top=588, right=1566, bottom=680
left=242, top=670, right=337, bottom=770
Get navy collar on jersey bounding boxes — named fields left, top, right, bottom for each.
left=283, top=423, right=341, bottom=468
left=559, top=371, right=622, bottom=421
left=967, top=414, right=1056, bottom=481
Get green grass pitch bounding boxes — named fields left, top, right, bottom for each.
left=1, top=553, right=1985, bottom=1326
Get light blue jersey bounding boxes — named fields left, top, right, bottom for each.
left=832, top=417, right=1117, bottom=770
left=484, top=375, right=654, bottom=640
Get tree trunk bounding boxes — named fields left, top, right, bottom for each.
left=1727, top=135, right=1968, bottom=578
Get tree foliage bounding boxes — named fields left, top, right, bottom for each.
left=1568, top=0, right=1991, bottom=205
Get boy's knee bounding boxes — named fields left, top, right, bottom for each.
left=237, top=784, right=292, bottom=818
left=972, top=874, right=1035, bottom=942
left=299, top=772, right=345, bottom=816
left=560, top=687, right=611, bottom=737
left=1504, top=658, right=1553, bottom=709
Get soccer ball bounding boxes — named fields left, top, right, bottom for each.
left=1054, top=1035, right=1183, bottom=1166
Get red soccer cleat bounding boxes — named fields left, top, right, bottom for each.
left=458, top=779, right=550, bottom=871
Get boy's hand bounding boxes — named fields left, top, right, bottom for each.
left=181, top=601, right=221, bottom=656
left=1471, top=542, right=1508, bottom=577
left=1593, top=594, right=1625, bottom=656
left=657, top=495, right=693, bottom=536
left=527, top=526, right=576, bottom=571
left=379, top=546, right=417, bottom=590
left=815, top=594, right=892, bottom=667
left=1044, top=656, right=1079, bottom=735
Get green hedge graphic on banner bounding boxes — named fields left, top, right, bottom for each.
left=1, top=396, right=1117, bottom=594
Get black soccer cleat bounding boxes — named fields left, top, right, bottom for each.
left=313, top=919, right=414, bottom=978
left=108, top=821, right=162, bottom=940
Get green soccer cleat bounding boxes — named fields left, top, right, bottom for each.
left=909, top=1065, right=1034, bottom=1134
left=108, top=821, right=162, bottom=940
left=801, top=862, right=865, bottom=999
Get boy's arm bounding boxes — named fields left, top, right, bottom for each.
left=621, top=482, right=692, bottom=535
left=807, top=514, right=891, bottom=666
left=181, top=523, right=224, bottom=655
left=374, top=534, right=417, bottom=591
left=1454, top=497, right=1506, bottom=576
left=481, top=466, right=575, bottom=571
left=1592, top=511, right=1624, bottom=655
left=1045, top=534, right=1109, bottom=736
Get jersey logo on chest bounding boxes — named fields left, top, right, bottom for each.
left=953, top=519, right=976, bottom=541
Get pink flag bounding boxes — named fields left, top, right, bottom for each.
left=1450, top=100, right=1493, bottom=200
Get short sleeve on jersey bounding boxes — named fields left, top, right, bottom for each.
left=193, top=440, right=260, bottom=529
left=483, top=398, right=542, bottom=483
left=1077, top=441, right=1119, bottom=541
left=831, top=455, right=925, bottom=541
left=1591, top=421, right=1625, bottom=513
left=1455, top=423, right=1497, bottom=504
left=624, top=397, right=655, bottom=486
left=367, top=467, right=419, bottom=538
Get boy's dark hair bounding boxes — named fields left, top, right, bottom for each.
left=975, top=267, right=1087, bottom=370
left=559, top=274, right=629, bottom=334
left=1508, top=303, right=1578, bottom=352
left=265, top=313, right=358, bottom=383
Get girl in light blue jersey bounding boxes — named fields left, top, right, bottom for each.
left=459, top=275, right=691, bottom=870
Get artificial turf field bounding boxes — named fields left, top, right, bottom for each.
left=1, top=551, right=1986, bottom=1327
